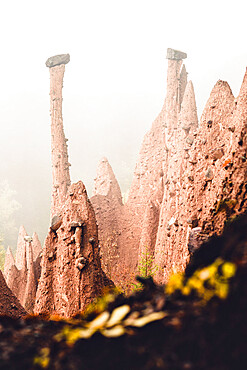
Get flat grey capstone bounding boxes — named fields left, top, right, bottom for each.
left=46, top=54, right=70, bottom=68
left=166, top=48, right=187, bottom=60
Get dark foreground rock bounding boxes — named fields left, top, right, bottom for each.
left=1, top=213, right=247, bottom=369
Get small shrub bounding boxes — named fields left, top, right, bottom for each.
left=131, top=247, right=160, bottom=291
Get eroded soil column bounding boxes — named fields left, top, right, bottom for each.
left=46, top=54, right=71, bottom=218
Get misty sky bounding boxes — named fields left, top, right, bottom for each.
left=0, top=0, right=247, bottom=247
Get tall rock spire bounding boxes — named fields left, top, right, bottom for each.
left=152, top=52, right=200, bottom=283
left=178, top=64, right=188, bottom=109
left=46, top=54, right=71, bottom=218
left=23, top=240, right=37, bottom=313
left=165, top=48, right=187, bottom=130
left=3, top=246, right=15, bottom=284
left=35, top=56, right=112, bottom=317
left=32, top=232, right=42, bottom=261
left=91, top=158, right=123, bottom=280
left=8, top=243, right=28, bottom=308
left=178, top=80, right=198, bottom=132
left=15, top=225, right=28, bottom=271
left=90, top=49, right=188, bottom=284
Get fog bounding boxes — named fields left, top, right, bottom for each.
left=0, top=0, right=247, bottom=248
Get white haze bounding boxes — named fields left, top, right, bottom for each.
left=0, top=0, right=246, bottom=247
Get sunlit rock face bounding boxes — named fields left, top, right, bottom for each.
left=0, top=270, right=26, bottom=318
left=35, top=181, right=108, bottom=317
left=190, top=72, right=247, bottom=237
left=154, top=78, right=199, bottom=282
left=3, top=228, right=42, bottom=313
left=154, top=69, right=247, bottom=283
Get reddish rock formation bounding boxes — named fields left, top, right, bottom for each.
left=3, top=246, right=15, bottom=284
left=32, top=231, right=42, bottom=261
left=92, top=49, right=247, bottom=287
left=4, top=232, right=42, bottom=313
left=154, top=66, right=247, bottom=283
left=91, top=49, right=190, bottom=285
left=91, top=158, right=123, bottom=279
left=48, top=55, right=71, bottom=218
left=35, top=181, right=108, bottom=317
left=90, top=100, right=167, bottom=284
left=178, top=80, right=198, bottom=132
left=121, top=50, right=247, bottom=284
left=154, top=78, right=199, bottom=282
left=123, top=107, right=166, bottom=274
left=92, top=157, right=123, bottom=204
left=165, top=49, right=187, bottom=130
left=35, top=56, right=111, bottom=317
left=8, top=49, right=247, bottom=307
left=118, top=50, right=191, bottom=281
left=189, top=71, right=247, bottom=236
left=6, top=253, right=27, bottom=311
left=0, top=270, right=26, bottom=318
left=138, top=199, right=160, bottom=266
left=23, top=239, right=38, bottom=313
left=15, top=225, right=28, bottom=270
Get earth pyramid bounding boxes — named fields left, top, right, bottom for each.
left=3, top=228, right=42, bottom=313
left=34, top=54, right=111, bottom=317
